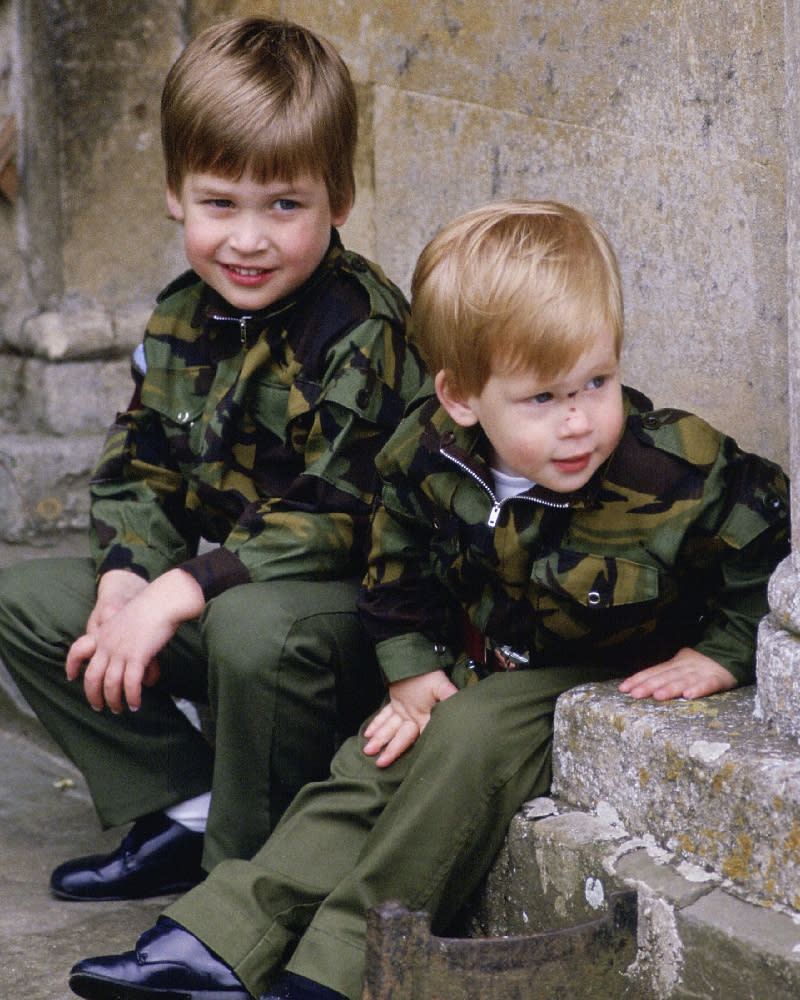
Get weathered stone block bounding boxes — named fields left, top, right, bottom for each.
left=473, top=802, right=630, bottom=936
left=675, top=889, right=800, bottom=1000
left=465, top=796, right=800, bottom=1000
left=753, top=558, right=800, bottom=738
left=552, top=682, right=800, bottom=910
left=0, top=433, right=100, bottom=541
left=278, top=0, right=782, bottom=165
left=11, top=309, right=139, bottom=362
left=755, top=617, right=800, bottom=744
left=0, top=353, right=24, bottom=430
left=19, top=358, right=131, bottom=435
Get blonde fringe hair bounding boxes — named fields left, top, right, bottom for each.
left=161, top=17, right=357, bottom=216
left=411, top=200, right=624, bottom=396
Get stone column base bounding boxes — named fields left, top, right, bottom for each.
left=755, top=556, right=800, bottom=740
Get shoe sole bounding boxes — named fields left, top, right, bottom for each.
left=69, top=972, right=248, bottom=1000
left=52, top=879, right=201, bottom=902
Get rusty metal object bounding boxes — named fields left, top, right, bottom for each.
left=363, top=890, right=639, bottom=1000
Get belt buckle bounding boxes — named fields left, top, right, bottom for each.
left=488, top=640, right=530, bottom=671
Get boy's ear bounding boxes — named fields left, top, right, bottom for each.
left=165, top=187, right=184, bottom=222
left=330, top=195, right=352, bottom=229
left=434, top=370, right=479, bottom=427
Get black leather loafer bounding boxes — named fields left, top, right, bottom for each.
left=260, top=973, right=347, bottom=1000
left=69, top=917, right=251, bottom=1000
left=51, top=811, right=205, bottom=900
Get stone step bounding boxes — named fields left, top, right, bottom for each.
left=463, top=679, right=800, bottom=998
left=550, top=681, right=800, bottom=913
left=473, top=796, right=800, bottom=1000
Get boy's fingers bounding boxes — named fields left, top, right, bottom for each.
left=65, top=634, right=95, bottom=681
left=363, top=712, right=403, bottom=755
left=82, top=653, right=111, bottom=711
left=123, top=663, right=145, bottom=712
left=102, top=656, right=128, bottom=714
left=376, top=721, right=419, bottom=767
left=622, top=657, right=736, bottom=702
left=364, top=703, right=394, bottom=739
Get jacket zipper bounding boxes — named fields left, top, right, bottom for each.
left=440, top=445, right=570, bottom=527
left=208, top=312, right=254, bottom=344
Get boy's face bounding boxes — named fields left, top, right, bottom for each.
left=166, top=171, right=349, bottom=312
left=436, top=326, right=624, bottom=493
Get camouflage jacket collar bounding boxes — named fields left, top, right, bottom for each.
left=192, top=228, right=344, bottom=344
left=427, top=385, right=650, bottom=524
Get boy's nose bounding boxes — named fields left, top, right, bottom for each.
left=561, top=404, right=590, bottom=435
left=229, top=218, right=270, bottom=253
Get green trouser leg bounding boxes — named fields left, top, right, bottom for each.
left=166, top=661, right=621, bottom=1000
left=0, top=557, right=214, bottom=825
left=0, top=559, right=381, bottom=867
left=201, top=577, right=382, bottom=869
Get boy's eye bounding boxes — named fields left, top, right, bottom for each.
left=532, top=391, right=553, bottom=404
left=275, top=198, right=299, bottom=211
left=207, top=198, right=233, bottom=209
left=586, top=375, right=606, bottom=390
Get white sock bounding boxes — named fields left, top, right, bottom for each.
left=165, top=792, right=211, bottom=833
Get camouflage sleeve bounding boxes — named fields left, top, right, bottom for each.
left=359, top=394, right=462, bottom=684
left=90, top=405, right=201, bottom=583
left=633, top=411, right=790, bottom=684
left=363, top=499, right=459, bottom=684
left=690, top=441, right=790, bottom=684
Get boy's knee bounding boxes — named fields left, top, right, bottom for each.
left=0, top=560, right=40, bottom=607
left=424, top=688, right=499, bottom=756
left=203, top=600, right=288, bottom=682
left=0, top=559, right=81, bottom=620
left=203, top=580, right=363, bottom=675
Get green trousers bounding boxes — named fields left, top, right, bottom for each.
left=0, top=557, right=382, bottom=869
left=166, top=660, right=621, bottom=1000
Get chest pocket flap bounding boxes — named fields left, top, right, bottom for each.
left=318, top=366, right=405, bottom=429
left=140, top=366, right=210, bottom=426
left=530, top=551, right=659, bottom=610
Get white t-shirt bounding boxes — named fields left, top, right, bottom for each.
left=491, top=467, right=536, bottom=502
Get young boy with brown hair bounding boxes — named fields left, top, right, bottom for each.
left=68, top=200, right=788, bottom=1000
left=0, top=16, right=425, bottom=898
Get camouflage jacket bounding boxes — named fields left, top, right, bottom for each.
left=360, top=384, right=790, bottom=686
left=90, top=234, right=426, bottom=599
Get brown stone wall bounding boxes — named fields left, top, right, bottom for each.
left=195, top=1, right=787, bottom=466
left=0, top=0, right=789, bottom=541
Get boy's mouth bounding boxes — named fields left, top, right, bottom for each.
left=225, top=264, right=271, bottom=277
left=552, top=453, right=592, bottom=474
left=222, top=263, right=276, bottom=286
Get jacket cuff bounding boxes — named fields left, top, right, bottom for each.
left=179, top=547, right=251, bottom=600
left=694, top=632, right=756, bottom=686
left=376, top=633, right=455, bottom=685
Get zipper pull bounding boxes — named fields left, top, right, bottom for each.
left=487, top=502, right=502, bottom=527
left=239, top=317, right=249, bottom=343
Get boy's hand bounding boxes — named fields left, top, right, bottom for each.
left=86, top=569, right=149, bottom=633
left=66, top=569, right=205, bottom=714
left=363, top=670, right=458, bottom=767
left=619, top=647, right=736, bottom=701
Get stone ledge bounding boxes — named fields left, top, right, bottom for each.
left=551, top=681, right=800, bottom=911
left=473, top=802, right=800, bottom=999
left=10, top=306, right=150, bottom=362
